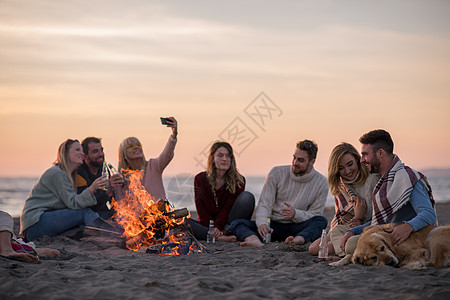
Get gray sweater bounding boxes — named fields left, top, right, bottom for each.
left=255, top=165, right=329, bottom=227
left=20, top=166, right=97, bottom=234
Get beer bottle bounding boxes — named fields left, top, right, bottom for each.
left=318, top=229, right=328, bottom=262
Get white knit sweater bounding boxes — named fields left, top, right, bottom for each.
left=255, top=165, right=328, bottom=227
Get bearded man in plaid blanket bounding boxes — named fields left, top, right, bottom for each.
left=340, top=129, right=437, bottom=254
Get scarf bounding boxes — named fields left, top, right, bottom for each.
left=331, top=177, right=358, bottom=228
left=371, top=155, right=435, bottom=225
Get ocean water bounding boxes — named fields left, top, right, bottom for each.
left=1, top=169, right=449, bottom=218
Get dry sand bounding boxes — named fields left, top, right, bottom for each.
left=1, top=203, right=450, bottom=300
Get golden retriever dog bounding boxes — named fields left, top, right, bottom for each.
left=330, top=224, right=450, bottom=270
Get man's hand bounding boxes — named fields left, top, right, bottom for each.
left=88, top=176, right=108, bottom=195
left=340, top=231, right=354, bottom=252
left=109, top=174, right=123, bottom=189
left=257, top=224, right=269, bottom=239
left=281, top=202, right=296, bottom=219
left=384, top=223, right=413, bottom=246
left=106, top=174, right=123, bottom=196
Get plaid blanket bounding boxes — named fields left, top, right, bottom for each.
left=331, top=178, right=358, bottom=228
left=371, top=155, right=435, bottom=225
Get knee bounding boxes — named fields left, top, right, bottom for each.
left=312, top=216, right=328, bottom=228
left=81, top=207, right=97, bottom=216
left=237, top=191, right=255, bottom=207
left=0, top=211, right=14, bottom=232
left=308, top=239, right=320, bottom=255
left=230, top=218, right=243, bottom=228
left=345, top=235, right=359, bottom=255
left=230, top=218, right=249, bottom=231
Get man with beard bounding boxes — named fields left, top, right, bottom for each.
left=340, top=129, right=437, bottom=254
left=77, top=137, right=122, bottom=219
left=231, top=140, right=328, bottom=247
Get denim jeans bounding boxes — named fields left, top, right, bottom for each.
left=188, top=191, right=255, bottom=240
left=25, top=208, right=100, bottom=241
left=225, top=191, right=255, bottom=231
left=231, top=216, right=327, bottom=243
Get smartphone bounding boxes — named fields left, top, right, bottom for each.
left=160, top=117, right=170, bottom=125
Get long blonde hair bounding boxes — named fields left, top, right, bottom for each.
left=206, top=141, right=244, bottom=194
left=55, top=139, right=79, bottom=190
left=328, top=142, right=368, bottom=195
left=118, top=137, right=147, bottom=172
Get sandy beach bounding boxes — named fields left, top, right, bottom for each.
left=1, top=203, right=450, bottom=300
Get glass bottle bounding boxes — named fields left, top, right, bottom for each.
left=318, top=229, right=328, bottom=262
left=101, top=162, right=109, bottom=191
left=108, top=163, right=126, bottom=187
left=263, top=217, right=271, bottom=243
left=207, top=220, right=215, bottom=244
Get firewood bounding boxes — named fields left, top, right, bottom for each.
left=84, top=226, right=122, bottom=235
left=164, top=208, right=189, bottom=219
left=125, top=208, right=189, bottom=249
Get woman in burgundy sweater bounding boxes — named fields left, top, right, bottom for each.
left=190, top=141, right=254, bottom=241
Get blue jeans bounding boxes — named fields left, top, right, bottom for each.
left=25, top=208, right=100, bottom=241
left=231, top=216, right=327, bottom=243
left=188, top=191, right=255, bottom=240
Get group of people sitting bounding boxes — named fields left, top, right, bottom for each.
left=0, top=117, right=437, bottom=264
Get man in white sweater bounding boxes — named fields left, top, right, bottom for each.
left=231, top=140, right=329, bottom=247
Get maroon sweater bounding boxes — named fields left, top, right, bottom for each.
left=194, top=171, right=246, bottom=230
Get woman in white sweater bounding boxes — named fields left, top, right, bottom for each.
left=308, top=142, right=379, bottom=256
left=20, top=139, right=118, bottom=241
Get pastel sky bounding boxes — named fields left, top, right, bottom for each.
left=1, top=0, right=449, bottom=178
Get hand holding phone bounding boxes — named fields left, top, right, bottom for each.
left=160, top=117, right=178, bottom=139
left=160, top=117, right=170, bottom=125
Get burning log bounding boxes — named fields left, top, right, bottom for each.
left=146, top=224, right=209, bottom=255
left=154, top=207, right=189, bottom=227
left=164, top=207, right=189, bottom=219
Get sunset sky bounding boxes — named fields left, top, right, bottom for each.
left=1, top=0, right=449, bottom=178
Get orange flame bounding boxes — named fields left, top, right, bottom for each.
left=111, top=170, right=200, bottom=255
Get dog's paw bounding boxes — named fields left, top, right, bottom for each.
left=402, top=261, right=427, bottom=270
left=329, top=254, right=352, bottom=267
left=329, top=261, right=341, bottom=267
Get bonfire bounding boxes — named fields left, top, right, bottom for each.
left=110, top=170, right=204, bottom=256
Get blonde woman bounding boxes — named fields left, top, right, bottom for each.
left=115, top=117, right=178, bottom=200
left=190, top=141, right=255, bottom=241
left=20, top=139, right=116, bottom=241
left=309, top=142, right=379, bottom=257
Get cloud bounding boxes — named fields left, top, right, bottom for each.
left=1, top=0, right=449, bottom=176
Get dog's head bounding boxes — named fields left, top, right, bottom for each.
left=352, top=226, right=399, bottom=267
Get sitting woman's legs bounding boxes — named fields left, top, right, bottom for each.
left=225, top=191, right=255, bottom=231
left=25, top=208, right=99, bottom=241
left=187, top=218, right=208, bottom=241
left=308, top=233, right=334, bottom=256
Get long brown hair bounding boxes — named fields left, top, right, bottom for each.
left=206, top=141, right=244, bottom=194
left=328, top=142, right=368, bottom=195
left=55, top=139, right=79, bottom=190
